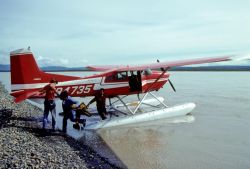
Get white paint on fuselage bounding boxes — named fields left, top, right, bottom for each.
left=11, top=76, right=168, bottom=93
left=11, top=77, right=102, bottom=90
left=141, top=78, right=168, bottom=86
left=11, top=83, right=48, bottom=90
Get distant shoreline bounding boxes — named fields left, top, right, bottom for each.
left=1, top=70, right=250, bottom=72
left=1, top=65, right=250, bottom=72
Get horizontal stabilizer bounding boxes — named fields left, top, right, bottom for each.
left=14, top=90, right=40, bottom=103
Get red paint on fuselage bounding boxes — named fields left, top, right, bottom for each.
left=10, top=50, right=169, bottom=101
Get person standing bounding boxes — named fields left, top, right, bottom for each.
left=41, top=79, right=59, bottom=130
left=87, top=88, right=107, bottom=120
left=60, top=90, right=78, bottom=132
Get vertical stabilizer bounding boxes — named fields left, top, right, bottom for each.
left=11, top=48, right=43, bottom=85
left=10, top=48, right=79, bottom=91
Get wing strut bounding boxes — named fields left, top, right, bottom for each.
left=145, top=69, right=167, bottom=93
left=111, top=92, right=168, bottom=115
left=116, top=96, right=134, bottom=114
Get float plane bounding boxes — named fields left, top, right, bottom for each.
left=9, top=48, right=247, bottom=129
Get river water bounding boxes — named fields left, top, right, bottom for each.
left=1, top=71, right=250, bottom=169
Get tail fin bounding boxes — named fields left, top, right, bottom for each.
left=10, top=48, right=79, bottom=91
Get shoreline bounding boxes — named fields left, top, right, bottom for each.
left=0, top=82, right=125, bottom=169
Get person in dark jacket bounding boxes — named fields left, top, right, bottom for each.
left=60, top=91, right=90, bottom=132
left=87, top=88, right=107, bottom=120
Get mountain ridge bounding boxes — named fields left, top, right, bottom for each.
left=1, top=64, right=250, bottom=72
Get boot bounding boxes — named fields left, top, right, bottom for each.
left=73, top=123, right=80, bottom=130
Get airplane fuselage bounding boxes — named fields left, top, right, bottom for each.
left=11, top=71, right=169, bottom=100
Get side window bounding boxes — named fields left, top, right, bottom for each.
left=105, top=74, right=116, bottom=82
left=117, top=72, right=127, bottom=80
left=105, top=72, right=128, bottom=82
left=128, top=71, right=137, bottom=77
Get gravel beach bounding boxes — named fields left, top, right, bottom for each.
left=0, top=82, right=124, bottom=169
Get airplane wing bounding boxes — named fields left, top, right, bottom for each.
left=119, top=55, right=232, bottom=71
left=14, top=90, right=41, bottom=103
left=87, top=54, right=249, bottom=72
left=86, top=65, right=120, bottom=71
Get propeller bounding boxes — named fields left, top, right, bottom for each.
left=168, top=79, right=176, bottom=92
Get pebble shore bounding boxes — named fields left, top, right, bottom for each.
left=0, top=82, right=123, bottom=169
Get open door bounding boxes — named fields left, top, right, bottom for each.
left=128, top=71, right=142, bottom=92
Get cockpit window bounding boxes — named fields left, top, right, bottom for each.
left=117, top=72, right=127, bottom=80
left=105, top=71, right=128, bottom=82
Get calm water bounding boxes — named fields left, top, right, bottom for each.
left=1, top=71, right=250, bottom=169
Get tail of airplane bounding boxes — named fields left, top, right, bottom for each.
left=11, top=48, right=44, bottom=85
left=10, top=48, right=80, bottom=101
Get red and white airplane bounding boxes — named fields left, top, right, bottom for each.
left=9, top=48, right=245, bottom=129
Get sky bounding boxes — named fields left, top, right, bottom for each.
left=0, top=0, right=250, bottom=67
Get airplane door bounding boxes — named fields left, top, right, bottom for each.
left=128, top=71, right=142, bottom=92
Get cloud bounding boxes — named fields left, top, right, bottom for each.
left=35, top=55, right=89, bottom=67
left=58, top=58, right=69, bottom=65
left=0, top=0, right=250, bottom=66
left=0, top=49, right=11, bottom=65
left=36, top=55, right=71, bottom=67
left=36, top=56, right=54, bottom=67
